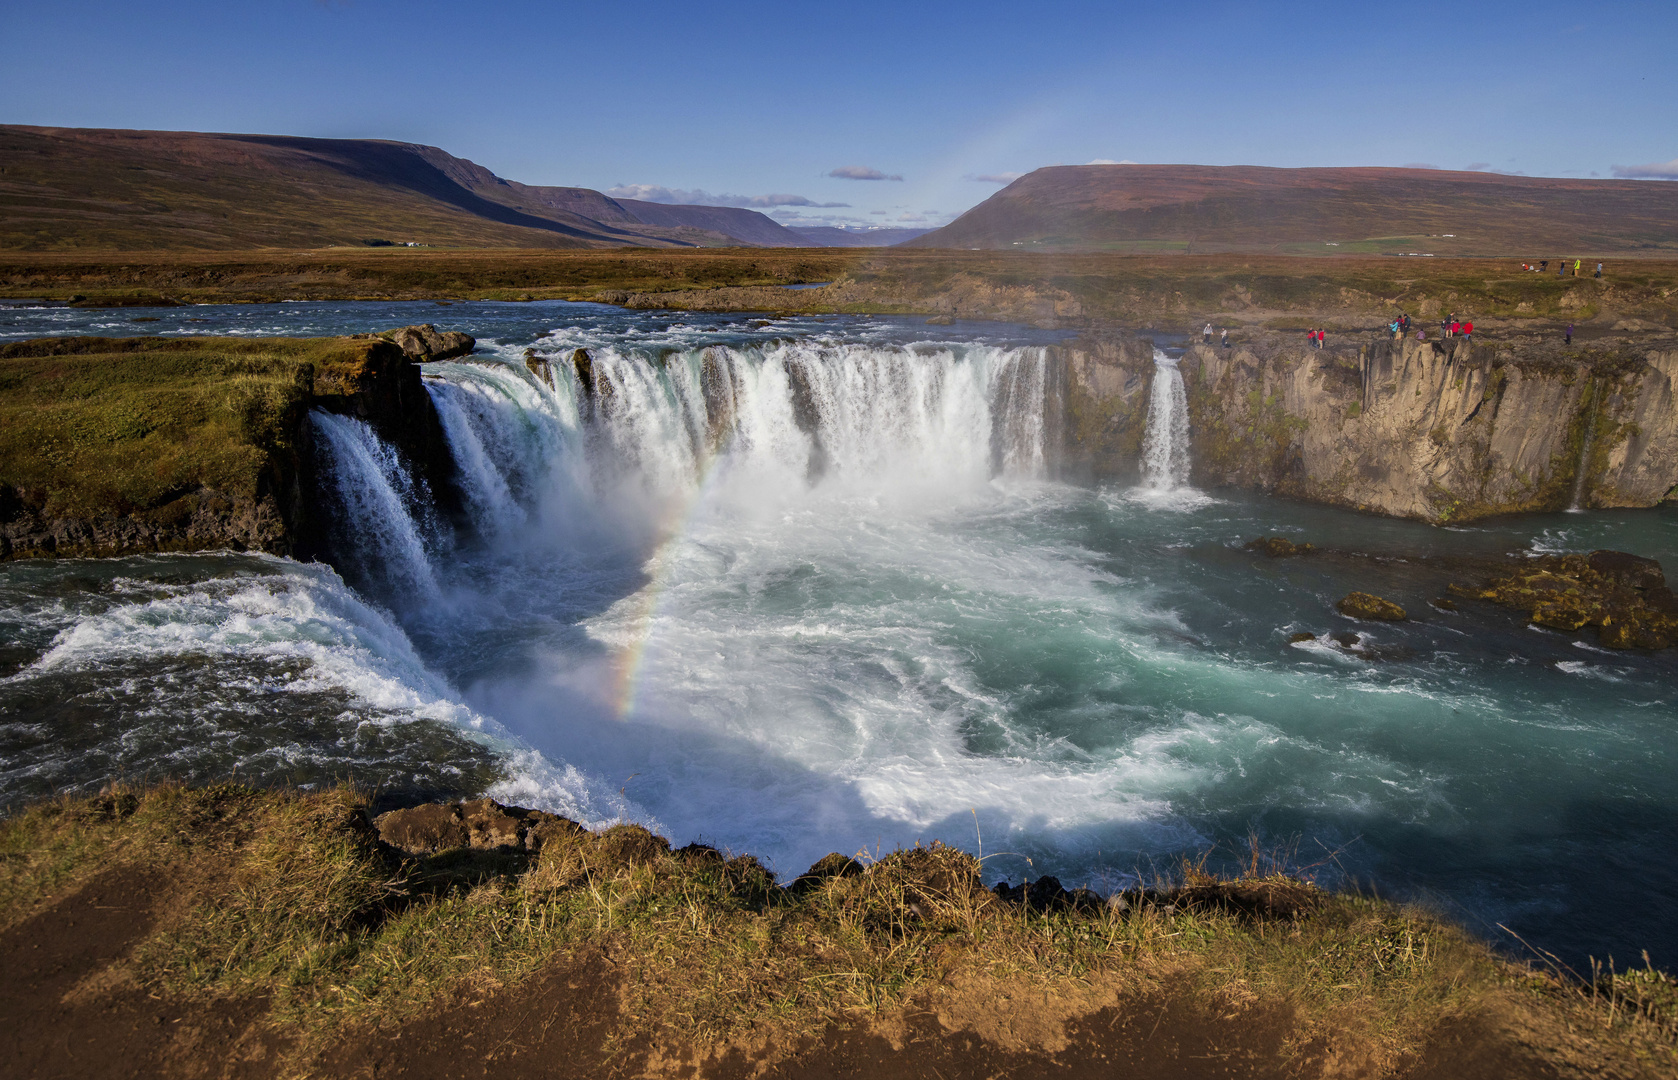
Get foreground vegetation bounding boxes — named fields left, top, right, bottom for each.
left=4, top=249, right=1678, bottom=328
left=3, top=784, right=1674, bottom=1077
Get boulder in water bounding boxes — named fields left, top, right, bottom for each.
left=1449, top=550, right=1676, bottom=649
left=1247, top=536, right=1315, bottom=557
left=523, top=348, right=554, bottom=389
left=1336, top=592, right=1408, bottom=621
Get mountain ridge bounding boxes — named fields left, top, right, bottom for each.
left=907, top=163, right=1678, bottom=255
left=0, top=126, right=815, bottom=250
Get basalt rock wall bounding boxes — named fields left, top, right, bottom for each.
left=1055, top=331, right=1678, bottom=522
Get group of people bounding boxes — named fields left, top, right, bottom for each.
left=1306, top=328, right=1327, bottom=349
left=1201, top=323, right=1232, bottom=348
left=1520, top=259, right=1602, bottom=278
left=1385, top=311, right=1472, bottom=343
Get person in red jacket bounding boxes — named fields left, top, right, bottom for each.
left=1463, top=320, right=1473, bottom=343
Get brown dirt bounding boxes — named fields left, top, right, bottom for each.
left=0, top=862, right=283, bottom=1079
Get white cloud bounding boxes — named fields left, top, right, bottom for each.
left=829, top=166, right=904, bottom=181
left=1086, top=159, right=1138, bottom=165
left=1464, top=162, right=1492, bottom=172
left=606, top=184, right=848, bottom=208
left=969, top=172, right=1023, bottom=184
left=1612, top=159, right=1678, bottom=180
left=1402, top=162, right=1440, bottom=170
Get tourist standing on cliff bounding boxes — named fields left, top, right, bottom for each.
left=1463, top=320, right=1473, bottom=343
left=1221, top=328, right=1229, bottom=348
left=1566, top=323, right=1574, bottom=345
left=1596, top=262, right=1603, bottom=278
left=1204, top=323, right=1213, bottom=343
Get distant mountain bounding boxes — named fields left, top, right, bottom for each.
left=788, top=226, right=931, bottom=247
left=906, top=164, right=1678, bottom=255
left=0, top=126, right=810, bottom=250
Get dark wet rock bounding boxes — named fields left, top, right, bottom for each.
left=380, top=324, right=475, bottom=362
left=1336, top=591, right=1408, bottom=621
left=791, top=852, right=864, bottom=895
left=571, top=348, right=596, bottom=397
left=1288, top=631, right=1317, bottom=643
left=1329, top=631, right=1363, bottom=648
left=1431, top=597, right=1459, bottom=611
left=1449, top=549, right=1675, bottom=649
left=925, top=315, right=954, bottom=326
left=1246, top=537, right=1315, bottom=558
left=1024, top=876, right=1069, bottom=912
left=523, top=348, right=553, bottom=389
left=1589, top=550, right=1665, bottom=590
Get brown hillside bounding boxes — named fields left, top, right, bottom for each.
left=908, top=164, right=1678, bottom=256
left=0, top=126, right=807, bottom=251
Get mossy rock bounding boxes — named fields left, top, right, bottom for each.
left=1336, top=592, right=1407, bottom=621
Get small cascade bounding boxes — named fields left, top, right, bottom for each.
left=310, top=411, right=441, bottom=598
left=1568, top=379, right=1600, bottom=512
left=1139, top=349, right=1191, bottom=490
left=429, top=380, right=528, bottom=537
left=990, top=347, right=1049, bottom=477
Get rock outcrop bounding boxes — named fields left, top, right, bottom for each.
left=375, top=324, right=476, bottom=363
left=1448, top=549, right=1677, bottom=649
left=1055, top=330, right=1678, bottom=522
left=1336, top=592, right=1408, bottom=621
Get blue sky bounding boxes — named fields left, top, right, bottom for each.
left=4, top=0, right=1675, bottom=228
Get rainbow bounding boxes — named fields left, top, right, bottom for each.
left=606, top=452, right=732, bottom=719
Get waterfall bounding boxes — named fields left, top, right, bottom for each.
left=1139, top=349, right=1191, bottom=490
left=316, top=340, right=1053, bottom=595
left=1568, top=379, right=1599, bottom=512
left=429, top=380, right=528, bottom=537
left=310, top=411, right=441, bottom=599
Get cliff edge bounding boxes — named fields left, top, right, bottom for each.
left=1058, top=330, right=1678, bottom=522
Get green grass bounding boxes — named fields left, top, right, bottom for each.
left=4, top=784, right=1675, bottom=1076
left=0, top=335, right=369, bottom=519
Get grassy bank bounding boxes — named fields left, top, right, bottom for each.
left=3, top=784, right=1674, bottom=1077
left=0, top=336, right=357, bottom=520
left=4, top=249, right=1678, bottom=328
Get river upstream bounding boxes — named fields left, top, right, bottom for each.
left=3, top=300, right=1676, bottom=970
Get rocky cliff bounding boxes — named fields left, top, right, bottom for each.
left=1056, top=331, right=1678, bottom=522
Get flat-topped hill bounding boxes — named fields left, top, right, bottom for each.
left=907, top=164, right=1678, bottom=256
left=0, top=126, right=811, bottom=251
